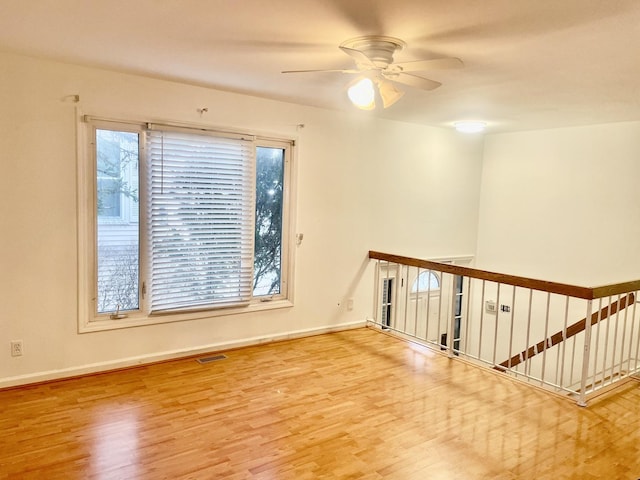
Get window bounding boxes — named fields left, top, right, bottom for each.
left=411, top=271, right=440, bottom=293
left=381, top=277, right=394, bottom=329
left=254, top=146, right=285, bottom=296
left=79, top=118, right=294, bottom=330
left=95, top=129, right=140, bottom=313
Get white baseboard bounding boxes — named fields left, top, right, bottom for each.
left=0, top=320, right=366, bottom=389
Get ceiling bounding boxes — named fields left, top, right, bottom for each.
left=1, top=0, right=639, bottom=133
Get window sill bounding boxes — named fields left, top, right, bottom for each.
left=79, top=298, right=294, bottom=333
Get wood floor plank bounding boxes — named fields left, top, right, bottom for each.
left=1, top=327, right=640, bottom=479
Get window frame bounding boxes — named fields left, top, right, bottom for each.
left=252, top=139, right=293, bottom=301
left=77, top=116, right=296, bottom=333
left=94, top=124, right=145, bottom=316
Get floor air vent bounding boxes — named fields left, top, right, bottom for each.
left=196, top=354, right=227, bottom=364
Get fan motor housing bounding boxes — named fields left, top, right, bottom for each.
left=340, top=36, right=406, bottom=66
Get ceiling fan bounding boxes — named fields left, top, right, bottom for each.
left=282, top=35, right=464, bottom=109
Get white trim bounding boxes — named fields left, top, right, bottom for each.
left=1, top=321, right=366, bottom=389
left=79, top=298, right=294, bottom=333
left=82, top=114, right=294, bottom=145
left=428, top=254, right=474, bottom=265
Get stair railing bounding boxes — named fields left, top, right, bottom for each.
left=369, top=251, right=640, bottom=406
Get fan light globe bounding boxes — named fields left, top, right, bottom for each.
left=348, top=78, right=375, bottom=110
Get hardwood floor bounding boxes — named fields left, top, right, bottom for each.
left=1, top=327, right=639, bottom=479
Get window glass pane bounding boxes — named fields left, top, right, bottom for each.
left=253, top=146, right=284, bottom=296
left=97, top=133, right=123, bottom=218
left=96, top=129, right=140, bottom=313
left=381, top=277, right=393, bottom=328
left=97, top=177, right=121, bottom=217
left=411, top=271, right=440, bottom=293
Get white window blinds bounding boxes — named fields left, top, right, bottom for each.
left=147, top=129, right=255, bottom=313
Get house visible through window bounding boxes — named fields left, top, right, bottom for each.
left=85, top=119, right=293, bottom=327
left=96, top=131, right=126, bottom=218
left=96, top=129, right=140, bottom=313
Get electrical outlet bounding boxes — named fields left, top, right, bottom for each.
left=11, top=340, right=23, bottom=357
left=347, top=298, right=354, bottom=311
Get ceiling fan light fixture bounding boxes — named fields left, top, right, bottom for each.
left=284, top=35, right=463, bottom=112
left=454, top=121, right=486, bottom=133
left=377, top=79, right=404, bottom=108
left=347, top=77, right=376, bottom=110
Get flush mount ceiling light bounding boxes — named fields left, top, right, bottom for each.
left=282, top=36, right=464, bottom=110
left=454, top=121, right=486, bottom=133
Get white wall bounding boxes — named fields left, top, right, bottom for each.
left=0, top=52, right=484, bottom=386
left=476, top=122, right=640, bottom=286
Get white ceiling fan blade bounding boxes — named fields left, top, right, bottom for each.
left=388, top=72, right=442, bottom=91
left=393, top=57, right=464, bottom=73
left=282, top=68, right=359, bottom=74
left=376, top=79, right=404, bottom=109
left=339, top=46, right=376, bottom=69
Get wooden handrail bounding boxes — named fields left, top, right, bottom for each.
left=369, top=251, right=592, bottom=298
left=591, top=280, right=640, bottom=299
left=369, top=251, right=640, bottom=300
left=495, top=293, right=635, bottom=370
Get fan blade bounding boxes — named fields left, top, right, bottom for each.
left=376, top=79, right=404, bottom=109
left=282, top=68, right=359, bottom=74
left=387, top=72, right=442, bottom=91
left=230, top=39, right=333, bottom=50
left=393, top=57, right=464, bottom=73
left=339, top=46, right=376, bottom=69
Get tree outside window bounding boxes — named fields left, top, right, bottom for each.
left=253, top=146, right=284, bottom=296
